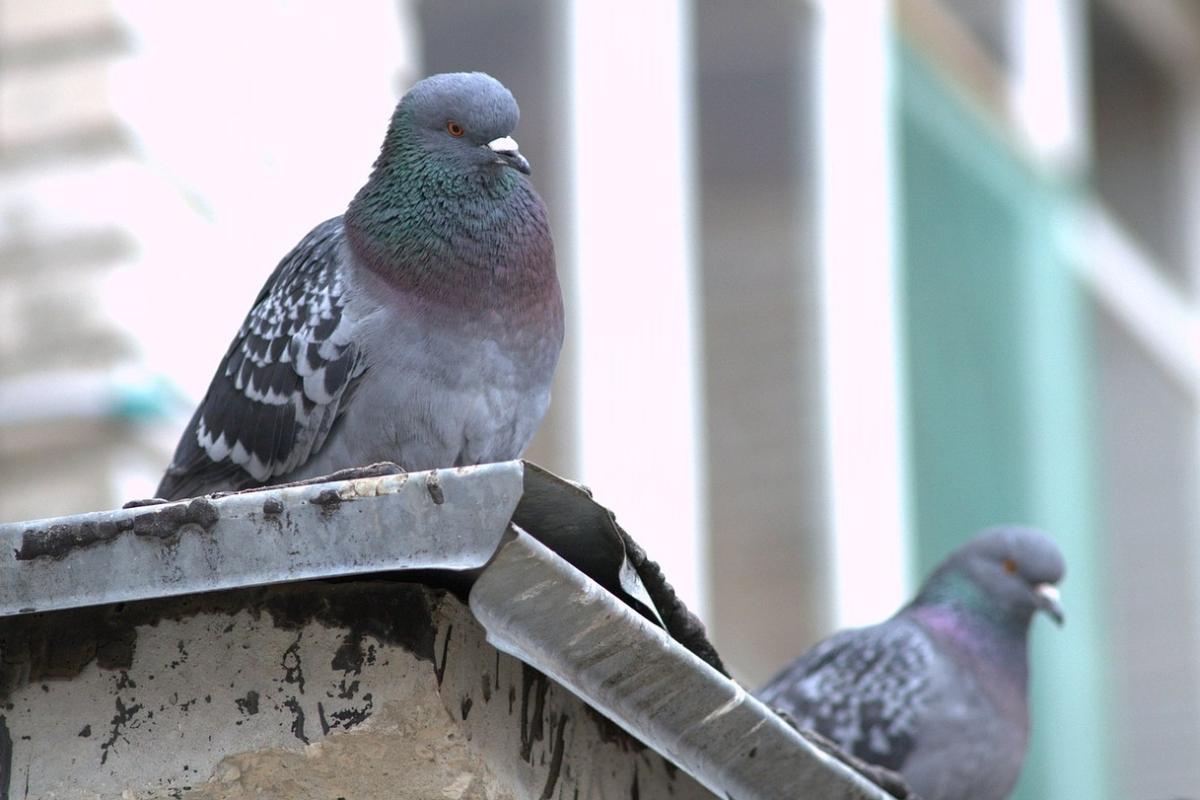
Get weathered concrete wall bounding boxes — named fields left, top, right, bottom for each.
left=0, top=581, right=712, bottom=799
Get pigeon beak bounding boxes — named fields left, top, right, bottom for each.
left=1033, top=583, right=1064, bottom=626
left=487, top=136, right=531, bottom=175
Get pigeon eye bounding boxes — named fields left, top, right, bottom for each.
left=1003, top=559, right=1018, bottom=574
left=446, top=120, right=465, bottom=137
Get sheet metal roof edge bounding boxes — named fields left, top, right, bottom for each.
left=0, top=461, right=524, bottom=616
left=471, top=528, right=897, bottom=800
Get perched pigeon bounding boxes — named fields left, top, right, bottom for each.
left=758, top=526, right=1065, bottom=800
left=157, top=73, right=563, bottom=500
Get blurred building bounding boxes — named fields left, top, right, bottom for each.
left=2, top=1, right=1199, bottom=798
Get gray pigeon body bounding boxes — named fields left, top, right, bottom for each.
left=758, top=526, right=1065, bottom=800
left=157, top=73, right=562, bottom=500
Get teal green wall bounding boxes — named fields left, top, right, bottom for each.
left=896, top=46, right=1112, bottom=800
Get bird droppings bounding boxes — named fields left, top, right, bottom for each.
left=14, top=498, right=219, bottom=562
left=309, top=489, right=342, bottom=516
left=133, top=498, right=219, bottom=541
left=426, top=472, right=445, bottom=505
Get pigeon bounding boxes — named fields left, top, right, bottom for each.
left=156, top=72, right=563, bottom=500
left=758, top=526, right=1065, bottom=800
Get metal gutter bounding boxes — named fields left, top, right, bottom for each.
left=0, top=461, right=524, bottom=616
left=470, top=529, right=895, bottom=800
left=0, top=460, right=896, bottom=798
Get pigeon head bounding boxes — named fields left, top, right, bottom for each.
left=344, top=71, right=554, bottom=297
left=912, top=526, right=1066, bottom=630
left=386, top=72, right=530, bottom=177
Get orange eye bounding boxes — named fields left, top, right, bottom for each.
left=1003, top=559, right=1018, bottom=574
left=446, top=120, right=465, bottom=137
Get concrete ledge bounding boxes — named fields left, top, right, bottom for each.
left=0, top=580, right=710, bottom=799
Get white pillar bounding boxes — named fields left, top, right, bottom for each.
left=565, top=0, right=707, bottom=616
left=813, top=0, right=911, bottom=627
left=1011, top=0, right=1088, bottom=173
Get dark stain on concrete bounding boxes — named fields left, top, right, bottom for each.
left=434, top=624, right=453, bottom=687
left=77, top=724, right=91, bottom=738
left=234, top=690, right=259, bottom=716
left=335, top=679, right=360, bottom=701
left=317, top=701, right=331, bottom=736
left=280, top=635, right=305, bottom=694
left=0, top=582, right=439, bottom=702
left=326, top=694, right=373, bottom=732
left=282, top=697, right=308, bottom=744
left=99, top=696, right=143, bottom=765
left=460, top=696, right=473, bottom=721
left=539, top=713, right=569, bottom=800
left=336, top=681, right=357, bottom=705
left=520, top=665, right=550, bottom=763
left=0, top=715, right=12, bottom=800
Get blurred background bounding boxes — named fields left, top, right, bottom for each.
left=1, top=0, right=1197, bottom=797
